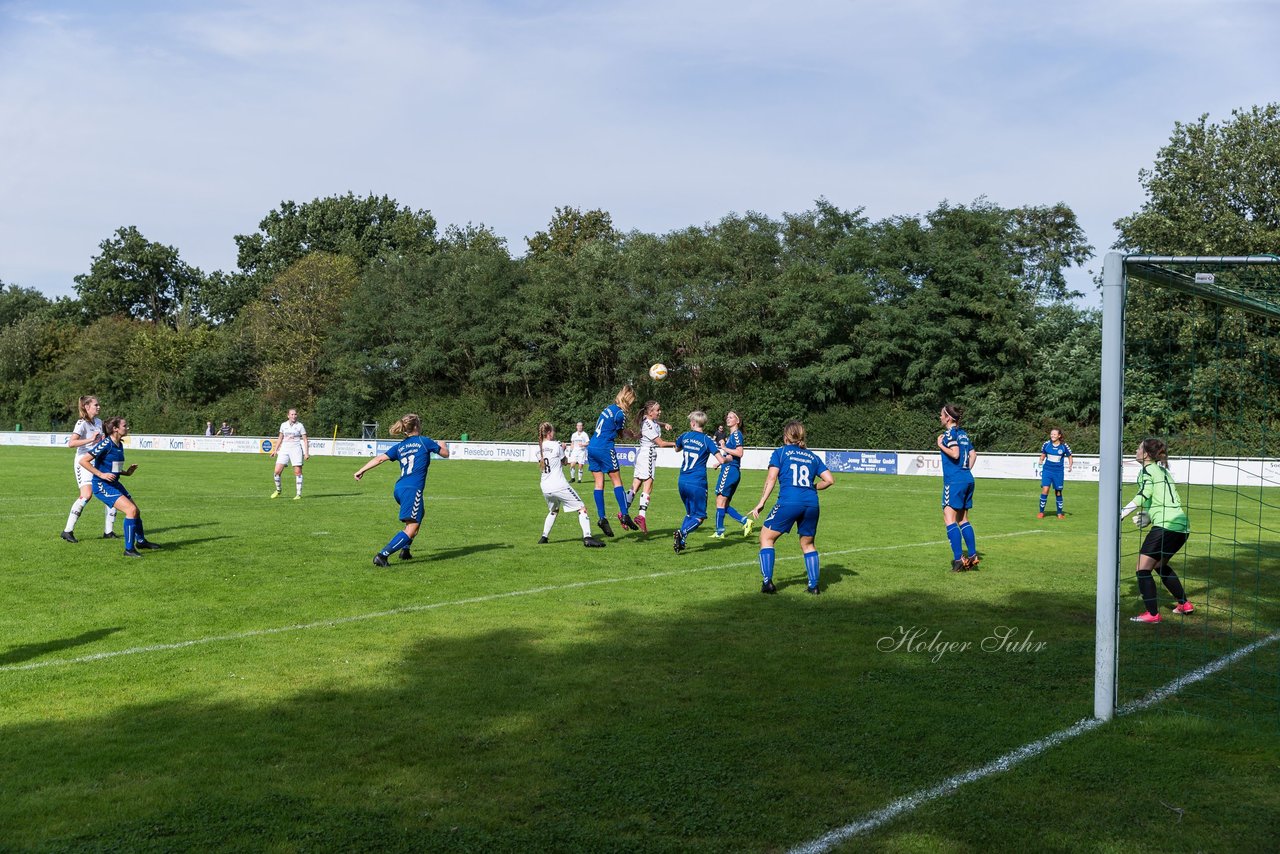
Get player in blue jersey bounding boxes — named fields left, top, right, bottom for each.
left=78, top=416, right=159, bottom=557
left=352, top=413, right=450, bottom=567
left=588, top=384, right=639, bottom=537
left=938, top=403, right=979, bottom=571
left=672, top=410, right=721, bottom=554
left=1037, top=428, right=1073, bottom=519
left=711, top=410, right=753, bottom=539
left=750, top=420, right=833, bottom=594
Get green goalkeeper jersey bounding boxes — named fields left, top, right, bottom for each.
left=1133, top=463, right=1190, bottom=533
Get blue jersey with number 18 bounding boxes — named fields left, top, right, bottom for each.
left=386, top=436, right=442, bottom=493
left=769, top=445, right=828, bottom=506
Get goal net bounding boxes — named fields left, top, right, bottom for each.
left=1096, top=254, right=1280, bottom=724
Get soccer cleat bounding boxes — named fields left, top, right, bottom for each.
left=673, top=530, right=687, bottom=554
left=399, top=549, right=413, bottom=560
left=761, top=580, right=777, bottom=594
left=123, top=548, right=142, bottom=558
left=806, top=585, right=821, bottom=595
left=742, top=519, right=754, bottom=538
left=710, top=531, right=726, bottom=539
left=102, top=532, right=120, bottom=539
left=136, top=541, right=161, bottom=550
left=1173, top=601, right=1195, bottom=614
left=635, top=515, right=648, bottom=533
left=537, top=536, right=549, bottom=544
left=1130, top=612, right=1162, bottom=623
left=60, top=531, right=78, bottom=544
left=951, top=558, right=968, bottom=573
left=1056, top=513, right=1065, bottom=519
left=598, top=516, right=615, bottom=538
left=618, top=513, right=639, bottom=531
left=270, top=490, right=281, bottom=499
left=963, top=553, right=982, bottom=570
left=372, top=554, right=389, bottom=568
left=1037, top=512, right=1045, bottom=519
left=583, top=536, right=606, bottom=548
left=293, top=494, right=302, bottom=501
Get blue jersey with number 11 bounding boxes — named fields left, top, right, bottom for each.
left=386, top=436, right=441, bottom=493
left=769, top=445, right=828, bottom=506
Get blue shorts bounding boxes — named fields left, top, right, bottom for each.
left=1040, top=469, right=1064, bottom=490
left=942, top=479, right=974, bottom=510
left=394, top=484, right=424, bottom=524
left=715, top=465, right=740, bottom=500
left=92, top=479, right=131, bottom=508
left=762, top=501, right=820, bottom=537
left=678, top=479, right=708, bottom=520
left=587, top=444, right=618, bottom=474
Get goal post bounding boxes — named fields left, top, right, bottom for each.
left=1095, top=252, right=1280, bottom=723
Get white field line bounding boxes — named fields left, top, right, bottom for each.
left=788, top=630, right=1280, bottom=854
left=0, top=529, right=1045, bottom=674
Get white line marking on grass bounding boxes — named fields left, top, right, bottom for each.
left=0, top=529, right=1045, bottom=674
left=788, top=630, right=1280, bottom=854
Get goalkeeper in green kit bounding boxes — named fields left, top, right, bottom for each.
left=1119, top=438, right=1194, bottom=623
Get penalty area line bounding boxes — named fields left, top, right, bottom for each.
left=787, top=630, right=1280, bottom=854
left=1, top=530, right=1044, bottom=675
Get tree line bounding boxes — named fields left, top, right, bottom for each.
left=2, top=104, right=1277, bottom=454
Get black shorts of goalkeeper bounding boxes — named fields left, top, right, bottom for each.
left=1139, top=527, right=1189, bottom=561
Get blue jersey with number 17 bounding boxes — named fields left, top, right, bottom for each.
left=675, top=431, right=717, bottom=487
left=386, top=436, right=442, bottom=493
left=769, top=445, right=829, bottom=506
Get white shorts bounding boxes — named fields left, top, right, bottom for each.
left=568, top=448, right=587, bottom=465
left=74, top=455, right=94, bottom=488
left=633, top=446, right=658, bottom=481
left=543, top=486, right=585, bottom=513
left=277, top=446, right=306, bottom=467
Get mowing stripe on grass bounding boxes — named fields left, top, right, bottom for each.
left=788, top=630, right=1280, bottom=854
left=0, top=529, right=1046, bottom=674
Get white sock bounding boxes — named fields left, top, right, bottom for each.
left=65, top=498, right=88, bottom=533
left=543, top=511, right=557, bottom=537
left=105, top=506, right=117, bottom=534
left=273, top=474, right=282, bottom=490
left=577, top=512, right=592, bottom=538
left=295, top=475, right=303, bottom=495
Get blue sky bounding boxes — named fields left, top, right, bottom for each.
left=2, top=0, right=1277, bottom=304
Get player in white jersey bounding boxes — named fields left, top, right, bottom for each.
left=568, top=422, right=590, bottom=483
left=626, top=400, right=674, bottom=534
left=61, top=395, right=117, bottom=542
left=536, top=422, right=605, bottom=548
left=270, top=408, right=310, bottom=499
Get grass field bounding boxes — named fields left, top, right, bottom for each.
left=1, top=446, right=1277, bottom=852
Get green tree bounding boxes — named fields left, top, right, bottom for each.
left=1115, top=104, right=1280, bottom=254
left=244, top=253, right=360, bottom=408
left=73, top=226, right=206, bottom=327
left=235, top=193, right=438, bottom=291
left=526, top=207, right=620, bottom=258
left=0, top=282, right=51, bottom=327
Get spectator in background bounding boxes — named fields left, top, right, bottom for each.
left=205, top=421, right=214, bottom=436
left=218, top=421, right=234, bottom=436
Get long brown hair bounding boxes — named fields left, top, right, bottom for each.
left=1140, top=437, right=1169, bottom=468
left=77, top=395, right=98, bottom=422
left=1049, top=427, right=1066, bottom=444
left=942, top=403, right=963, bottom=424
left=782, top=419, right=807, bottom=448
left=537, top=421, right=555, bottom=465
left=389, top=413, right=421, bottom=437
left=103, top=416, right=126, bottom=436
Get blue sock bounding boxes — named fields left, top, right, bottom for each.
left=959, top=522, right=976, bottom=556
left=123, top=517, right=137, bottom=551
left=759, top=547, right=775, bottom=582
left=946, top=524, right=962, bottom=560
left=381, top=531, right=412, bottom=557
left=594, top=489, right=606, bottom=519
left=681, top=516, right=702, bottom=536
left=715, top=508, right=726, bottom=533
left=613, top=485, right=629, bottom=515
left=804, top=551, right=820, bottom=589
left=1039, top=493, right=1048, bottom=512
left=725, top=506, right=746, bottom=524
left=134, top=514, right=146, bottom=543
left=1056, top=493, right=1064, bottom=514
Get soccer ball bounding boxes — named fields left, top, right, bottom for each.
left=649, top=363, right=668, bottom=382
left=1133, top=511, right=1151, bottom=528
